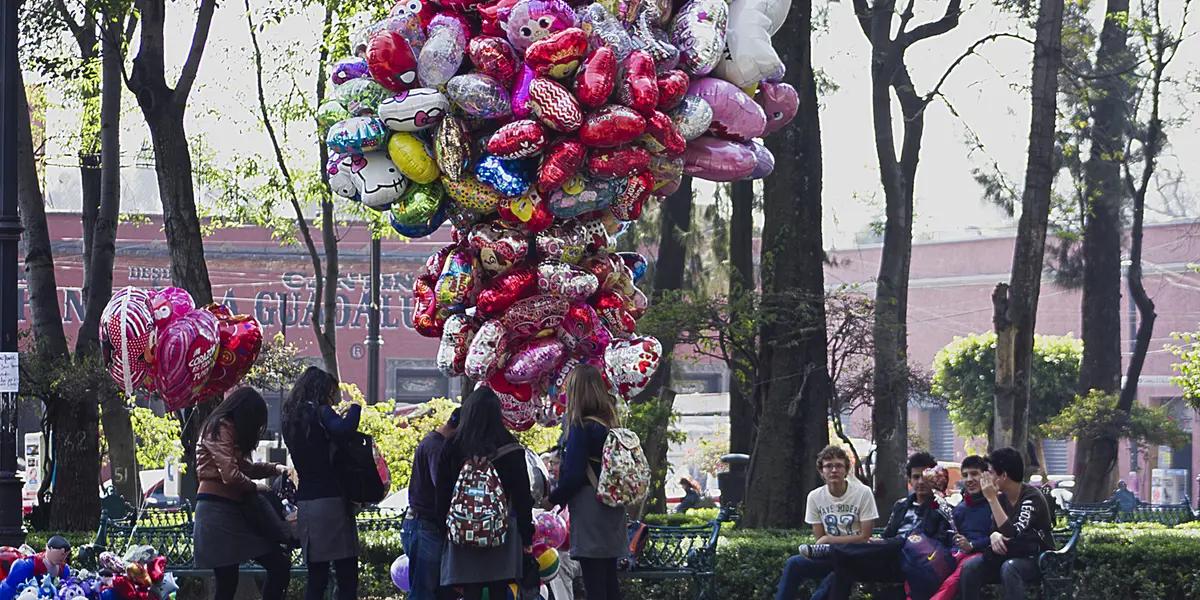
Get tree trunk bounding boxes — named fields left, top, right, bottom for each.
left=743, top=0, right=828, bottom=528
left=1072, top=0, right=1133, bottom=503
left=633, top=176, right=694, bottom=516
left=994, top=0, right=1064, bottom=458
left=15, top=70, right=68, bottom=358
left=79, top=152, right=100, bottom=307
left=314, top=2, right=341, bottom=375
left=100, top=385, right=141, bottom=505
left=46, top=387, right=101, bottom=531
left=728, top=180, right=756, bottom=456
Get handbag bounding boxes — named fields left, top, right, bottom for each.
left=331, top=431, right=389, bottom=504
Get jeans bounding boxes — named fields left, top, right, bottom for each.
left=402, top=518, right=448, bottom=600
left=775, top=555, right=836, bottom=600
left=958, top=553, right=1040, bottom=600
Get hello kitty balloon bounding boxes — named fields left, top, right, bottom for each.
left=327, top=151, right=408, bottom=209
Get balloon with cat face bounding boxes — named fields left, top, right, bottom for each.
left=327, top=151, right=409, bottom=209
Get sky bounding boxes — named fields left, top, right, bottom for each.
left=31, top=0, right=1200, bottom=249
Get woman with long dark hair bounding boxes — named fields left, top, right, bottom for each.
left=281, top=366, right=362, bottom=600
left=435, top=387, right=534, bottom=600
left=549, top=364, right=627, bottom=600
left=193, top=387, right=291, bottom=600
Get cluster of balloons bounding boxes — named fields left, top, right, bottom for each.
left=100, top=286, right=263, bottom=411
left=318, top=0, right=799, bottom=425
left=1, top=546, right=178, bottom=600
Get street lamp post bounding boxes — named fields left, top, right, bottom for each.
left=0, top=0, right=28, bottom=546
left=366, top=237, right=381, bottom=405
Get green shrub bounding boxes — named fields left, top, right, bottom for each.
left=642, top=508, right=720, bottom=527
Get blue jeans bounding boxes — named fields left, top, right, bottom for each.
left=401, top=518, right=446, bottom=600
left=775, top=555, right=836, bottom=600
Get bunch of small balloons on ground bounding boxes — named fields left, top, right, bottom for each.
left=99, top=286, right=263, bottom=410
left=318, top=0, right=799, bottom=427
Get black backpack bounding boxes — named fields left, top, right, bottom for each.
left=332, top=431, right=388, bottom=504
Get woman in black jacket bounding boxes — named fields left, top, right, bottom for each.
left=282, top=367, right=362, bottom=600
left=435, top=387, right=534, bottom=600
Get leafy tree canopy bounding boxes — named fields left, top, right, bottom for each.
left=1042, top=390, right=1189, bottom=449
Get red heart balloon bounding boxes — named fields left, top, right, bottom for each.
left=155, top=309, right=220, bottom=411
left=149, top=555, right=167, bottom=583
left=560, top=302, right=611, bottom=357
left=469, top=36, right=520, bottom=85
left=488, top=119, right=548, bottom=158
left=591, top=290, right=637, bottom=337
left=528, top=77, right=583, bottom=132
left=412, top=276, right=446, bottom=338
left=574, top=45, right=617, bottom=109
left=618, top=50, right=658, bottom=114
left=588, top=146, right=650, bottom=179
left=612, top=170, right=653, bottom=220
left=502, top=294, right=571, bottom=340
left=537, top=138, right=588, bottom=192
left=655, top=70, right=690, bottom=110
left=477, top=267, right=538, bottom=316
left=489, top=370, right=534, bottom=401
left=579, top=105, right=646, bottom=148
left=524, top=27, right=588, bottom=79
left=641, top=110, right=686, bottom=155
left=367, top=31, right=418, bottom=92
left=198, top=304, right=264, bottom=399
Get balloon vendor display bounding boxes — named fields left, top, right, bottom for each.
left=322, top=0, right=798, bottom=424
left=0, top=544, right=179, bottom=600
left=100, top=286, right=263, bottom=411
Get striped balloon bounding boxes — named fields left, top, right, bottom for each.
left=100, top=286, right=156, bottom=396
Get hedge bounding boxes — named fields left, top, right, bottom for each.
left=27, top=523, right=1200, bottom=599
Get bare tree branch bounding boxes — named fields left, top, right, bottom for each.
left=174, top=0, right=218, bottom=106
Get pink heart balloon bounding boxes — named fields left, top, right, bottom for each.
left=504, top=336, right=568, bottom=384
left=155, top=309, right=220, bottom=411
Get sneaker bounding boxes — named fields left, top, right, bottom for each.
left=797, top=543, right=831, bottom=559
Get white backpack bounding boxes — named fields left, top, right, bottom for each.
left=585, top=418, right=651, bottom=507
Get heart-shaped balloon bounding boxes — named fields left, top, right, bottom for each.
left=618, top=50, right=659, bottom=114
left=434, top=116, right=473, bottom=181
left=528, top=77, right=584, bottom=132
left=536, top=220, right=588, bottom=264
left=628, top=286, right=649, bottom=318
left=444, top=174, right=505, bottom=214
left=489, top=370, right=535, bottom=401
left=436, top=249, right=475, bottom=308
left=573, top=45, right=618, bottom=109
left=412, top=276, right=446, bottom=337
left=588, top=146, right=650, bottom=179
left=499, top=189, right=555, bottom=232
left=536, top=261, right=600, bottom=299
left=757, top=81, right=800, bottom=136
left=591, top=290, right=637, bottom=337
left=447, top=73, right=513, bottom=119
left=470, top=36, right=521, bottom=85
left=437, top=314, right=478, bottom=376
left=511, top=64, right=537, bottom=119
left=547, top=174, right=621, bottom=218
left=603, top=336, right=662, bottom=397
left=476, top=267, right=538, bottom=316
left=655, top=69, right=690, bottom=111
left=367, top=30, right=419, bottom=92
left=668, top=0, right=728, bottom=76
left=465, top=320, right=508, bottom=380
left=640, top=110, right=686, bottom=155
left=475, top=154, right=536, bottom=197
left=148, top=554, right=168, bottom=583
left=505, top=336, right=568, bottom=384
left=379, top=88, right=449, bottom=132
left=499, top=392, right=537, bottom=431
left=101, top=286, right=157, bottom=395
left=611, top=170, right=653, bottom=220
left=198, top=304, right=263, bottom=399
left=147, top=286, right=195, bottom=330
left=524, top=27, right=588, bottom=79
left=537, top=138, right=588, bottom=192
left=155, top=309, right=220, bottom=411
left=578, top=105, right=646, bottom=147
left=669, top=94, right=713, bottom=141
left=488, top=119, right=548, bottom=159
left=578, top=3, right=633, bottom=60
left=469, top=221, right=531, bottom=275
left=648, top=153, right=684, bottom=194
left=502, top=294, right=570, bottom=339
left=559, top=302, right=612, bottom=356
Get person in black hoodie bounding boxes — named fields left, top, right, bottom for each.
left=957, top=447, right=1055, bottom=600
left=435, top=387, right=534, bottom=600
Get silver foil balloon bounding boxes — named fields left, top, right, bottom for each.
left=446, top=73, right=513, bottom=119
left=668, top=0, right=729, bottom=76
left=669, top=95, right=714, bottom=141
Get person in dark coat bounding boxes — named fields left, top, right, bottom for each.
left=402, top=408, right=460, bottom=600
left=435, top=387, right=534, bottom=600
left=549, top=364, right=628, bottom=600
left=282, top=366, right=362, bottom=600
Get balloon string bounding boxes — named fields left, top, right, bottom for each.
left=119, top=287, right=134, bottom=398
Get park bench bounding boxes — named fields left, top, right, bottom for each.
left=1066, top=496, right=1196, bottom=525
left=620, top=518, right=722, bottom=600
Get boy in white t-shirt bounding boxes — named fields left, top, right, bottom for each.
left=774, top=445, right=879, bottom=600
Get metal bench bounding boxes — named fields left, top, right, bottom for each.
left=1066, top=496, right=1195, bottom=525
left=620, top=519, right=721, bottom=600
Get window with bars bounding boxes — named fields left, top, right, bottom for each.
left=930, top=408, right=956, bottom=461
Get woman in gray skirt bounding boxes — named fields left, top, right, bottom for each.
left=282, top=367, right=362, bottom=600
left=549, top=364, right=628, bottom=600
left=435, top=387, right=535, bottom=600
left=194, top=388, right=291, bottom=600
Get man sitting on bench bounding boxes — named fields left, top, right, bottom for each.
left=957, top=447, right=1055, bottom=600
